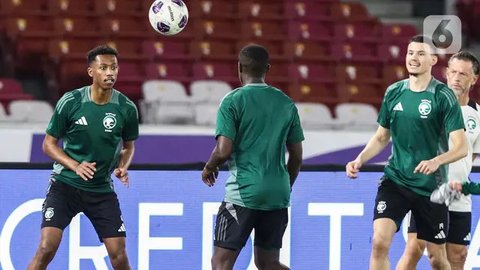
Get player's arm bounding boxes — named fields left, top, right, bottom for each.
left=415, top=129, right=467, bottom=175
left=287, top=142, right=302, bottom=188
left=42, top=134, right=95, bottom=180
left=114, top=140, right=135, bottom=186
left=346, top=125, right=391, bottom=178
left=202, top=136, right=233, bottom=187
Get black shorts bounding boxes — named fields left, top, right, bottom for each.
left=374, top=177, right=449, bottom=244
left=41, top=179, right=126, bottom=241
left=408, top=210, right=471, bottom=245
left=214, top=201, right=288, bottom=251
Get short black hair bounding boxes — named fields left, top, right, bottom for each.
left=409, top=34, right=436, bottom=54
left=239, top=44, right=269, bottom=77
left=449, top=51, right=480, bottom=75
left=86, top=45, right=118, bottom=65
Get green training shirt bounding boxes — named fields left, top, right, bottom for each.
left=46, top=86, right=139, bottom=192
left=378, top=78, right=464, bottom=196
left=216, top=83, right=305, bottom=210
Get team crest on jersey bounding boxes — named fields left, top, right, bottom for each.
left=103, top=113, right=117, bottom=132
left=467, top=118, right=477, bottom=131
left=418, top=99, right=432, bottom=118
left=377, top=201, right=387, bottom=213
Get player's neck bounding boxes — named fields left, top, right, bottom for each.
left=90, top=84, right=112, bottom=105
left=408, top=73, right=432, bottom=92
left=242, top=77, right=265, bottom=85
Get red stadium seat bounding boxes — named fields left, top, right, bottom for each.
left=188, top=0, right=238, bottom=19
left=381, top=23, right=417, bottom=43
left=145, top=62, right=192, bottom=83
left=48, top=38, right=97, bottom=61
left=336, top=64, right=382, bottom=85
left=330, top=2, right=374, bottom=22
left=53, top=16, right=100, bottom=38
left=99, top=39, right=147, bottom=61
left=238, top=1, right=285, bottom=20
left=240, top=20, right=286, bottom=41
left=0, top=78, right=33, bottom=111
left=286, top=82, right=339, bottom=107
left=331, top=42, right=379, bottom=62
left=48, top=0, right=94, bottom=15
left=94, top=0, right=143, bottom=16
left=288, top=63, right=337, bottom=84
left=141, top=39, right=191, bottom=61
left=284, top=41, right=335, bottom=62
left=337, top=83, right=383, bottom=107
left=191, top=19, right=241, bottom=40
left=287, top=21, right=334, bottom=42
left=334, top=22, right=381, bottom=43
left=100, top=16, right=152, bottom=38
left=236, top=40, right=288, bottom=61
left=193, top=62, right=238, bottom=86
left=284, top=1, right=334, bottom=21
left=190, top=40, right=236, bottom=61
left=382, top=64, right=408, bottom=86
left=377, top=41, right=408, bottom=63
left=1, top=0, right=49, bottom=15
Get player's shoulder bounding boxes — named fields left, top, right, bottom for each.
left=384, top=79, right=408, bottom=98
left=113, top=89, right=137, bottom=110
left=54, top=86, right=88, bottom=113
left=430, top=78, right=457, bottom=104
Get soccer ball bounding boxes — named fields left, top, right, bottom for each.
left=148, top=0, right=189, bottom=36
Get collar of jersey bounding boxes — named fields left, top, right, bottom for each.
left=244, top=83, right=268, bottom=87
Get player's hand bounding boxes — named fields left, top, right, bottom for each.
left=449, top=181, right=463, bottom=192
left=346, top=159, right=362, bottom=179
left=202, top=166, right=219, bottom=187
left=114, top=168, right=129, bottom=187
left=74, top=161, right=96, bottom=181
left=414, top=158, right=440, bottom=175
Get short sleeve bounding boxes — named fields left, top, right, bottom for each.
left=377, top=84, right=395, bottom=129
left=287, top=107, right=304, bottom=144
left=122, top=101, right=139, bottom=141
left=46, top=93, right=73, bottom=138
left=215, top=94, right=237, bottom=141
left=440, top=87, right=465, bottom=134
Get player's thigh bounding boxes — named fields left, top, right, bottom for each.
left=373, top=176, right=413, bottom=231
left=41, top=179, right=81, bottom=230
left=447, top=211, right=471, bottom=245
left=82, top=191, right=126, bottom=240
left=214, top=202, right=256, bottom=251
left=412, top=196, right=448, bottom=244
left=254, top=208, right=288, bottom=250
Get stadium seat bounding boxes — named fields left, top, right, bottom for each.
left=330, top=42, right=379, bottom=62
left=296, top=102, right=336, bottom=130
left=142, top=39, right=191, bottom=61
left=100, top=16, right=152, bottom=38
left=288, top=63, right=337, bottom=84
left=1, top=0, right=49, bottom=15
left=432, top=65, right=448, bottom=82
left=337, top=83, right=383, bottom=107
left=335, top=102, right=378, bottom=130
left=145, top=62, right=192, bottom=83
left=0, top=103, right=12, bottom=121
left=9, top=100, right=53, bottom=123
left=236, top=40, right=288, bottom=61
left=284, top=1, right=334, bottom=21
left=48, top=0, right=94, bottom=15
left=0, top=78, right=34, bottom=110
left=287, top=82, right=339, bottom=108
left=188, top=0, right=238, bottom=19
left=190, top=80, right=231, bottom=104
left=100, top=39, right=147, bottom=61
left=141, top=80, right=193, bottom=124
left=330, top=2, right=374, bottom=22
left=190, top=40, right=236, bottom=61
left=334, top=22, right=381, bottom=43
left=5, top=16, right=54, bottom=41
left=287, top=21, right=334, bottom=42
left=284, top=41, right=335, bottom=62
left=382, top=64, right=408, bottom=86
left=238, top=1, right=285, bottom=20
left=240, top=20, right=286, bottom=41
left=377, top=41, right=408, bottom=63
left=336, top=64, right=382, bottom=85
left=48, top=38, right=97, bottom=61
left=381, top=23, right=417, bottom=43
left=53, top=16, right=101, bottom=38
left=193, top=103, right=218, bottom=126
left=192, top=62, right=238, bottom=86
left=94, top=0, right=143, bottom=16
left=192, top=19, right=241, bottom=40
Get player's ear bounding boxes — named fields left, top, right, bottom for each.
left=87, top=66, right=93, bottom=77
left=238, top=62, right=243, bottom=73
left=431, top=55, right=438, bottom=66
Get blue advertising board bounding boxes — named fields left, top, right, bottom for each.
left=2, top=169, right=480, bottom=269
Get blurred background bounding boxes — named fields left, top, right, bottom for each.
left=0, top=0, right=478, bottom=164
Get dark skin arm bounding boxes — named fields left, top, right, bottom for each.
left=202, top=136, right=233, bottom=187
left=43, top=134, right=96, bottom=181
left=287, top=142, right=303, bottom=188
left=114, top=140, right=135, bottom=187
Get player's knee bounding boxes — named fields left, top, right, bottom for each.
left=34, top=244, right=57, bottom=263
left=371, top=236, right=390, bottom=257
left=109, top=249, right=129, bottom=270
left=447, top=248, right=467, bottom=267
left=428, top=253, right=449, bottom=269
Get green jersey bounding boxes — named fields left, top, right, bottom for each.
left=378, top=78, right=464, bottom=196
left=216, top=83, right=305, bottom=210
left=46, top=86, right=139, bottom=193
